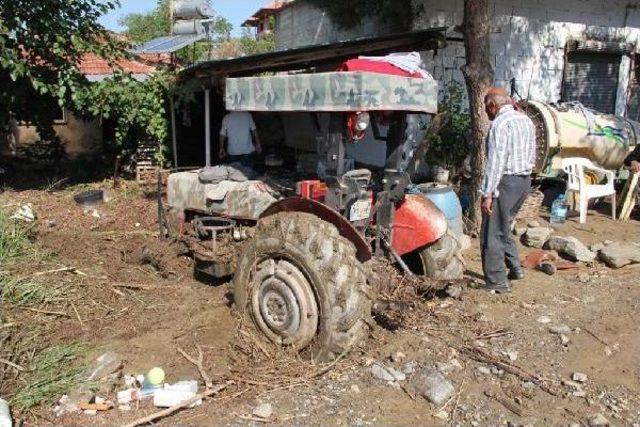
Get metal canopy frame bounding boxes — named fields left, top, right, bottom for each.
left=172, top=27, right=449, bottom=169
left=179, top=27, right=448, bottom=82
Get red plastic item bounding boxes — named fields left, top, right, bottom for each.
left=340, top=58, right=423, bottom=78
left=297, top=180, right=327, bottom=202
left=392, top=194, right=448, bottom=256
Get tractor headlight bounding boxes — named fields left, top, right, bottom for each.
left=355, top=112, right=370, bottom=132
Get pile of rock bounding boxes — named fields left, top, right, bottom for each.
left=521, top=221, right=640, bottom=269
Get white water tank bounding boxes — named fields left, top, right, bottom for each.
left=172, top=0, right=212, bottom=20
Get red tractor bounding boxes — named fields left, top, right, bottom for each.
left=162, top=69, right=464, bottom=361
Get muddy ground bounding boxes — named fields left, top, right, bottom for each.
left=1, top=181, right=639, bottom=427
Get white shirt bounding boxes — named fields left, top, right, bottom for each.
left=480, top=105, right=537, bottom=197
left=220, top=112, right=257, bottom=156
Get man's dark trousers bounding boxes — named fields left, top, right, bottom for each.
left=481, top=175, right=531, bottom=285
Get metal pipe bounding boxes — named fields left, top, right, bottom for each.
left=170, top=97, right=178, bottom=168
left=204, top=88, right=211, bottom=166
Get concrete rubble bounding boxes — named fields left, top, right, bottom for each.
left=598, top=242, right=640, bottom=268
left=253, top=403, right=273, bottom=419
left=544, top=236, right=596, bottom=262
left=523, top=226, right=554, bottom=248
left=411, top=369, right=455, bottom=405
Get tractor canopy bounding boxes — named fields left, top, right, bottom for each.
left=225, top=71, right=438, bottom=114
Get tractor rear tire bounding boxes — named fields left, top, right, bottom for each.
left=233, top=212, right=372, bottom=362
left=419, top=229, right=465, bottom=280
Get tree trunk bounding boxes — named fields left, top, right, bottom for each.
left=461, top=0, right=493, bottom=235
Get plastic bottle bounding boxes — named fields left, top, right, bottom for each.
left=0, top=398, right=12, bottom=427
left=550, top=194, right=569, bottom=227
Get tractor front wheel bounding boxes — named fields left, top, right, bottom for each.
left=407, top=229, right=465, bottom=280
left=233, top=212, right=372, bottom=362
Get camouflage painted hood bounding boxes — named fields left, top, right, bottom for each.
left=225, top=71, right=438, bottom=114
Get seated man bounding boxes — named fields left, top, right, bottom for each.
left=218, top=111, right=262, bottom=168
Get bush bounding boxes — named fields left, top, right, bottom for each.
left=425, top=84, right=471, bottom=169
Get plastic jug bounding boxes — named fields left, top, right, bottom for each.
left=0, top=398, right=12, bottom=427
left=550, top=194, right=569, bottom=226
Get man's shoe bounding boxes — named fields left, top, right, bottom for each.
left=485, top=280, right=512, bottom=294
left=508, top=267, right=525, bottom=281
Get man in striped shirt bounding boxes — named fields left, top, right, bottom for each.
left=480, top=88, right=536, bottom=294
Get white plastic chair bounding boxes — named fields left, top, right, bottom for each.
left=561, top=157, right=616, bottom=224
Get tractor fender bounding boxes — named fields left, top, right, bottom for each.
left=392, top=194, right=448, bottom=256
left=259, top=197, right=372, bottom=263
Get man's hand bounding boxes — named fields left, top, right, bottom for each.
left=481, top=197, right=493, bottom=216
left=218, top=147, right=226, bottom=160
left=255, top=143, right=263, bottom=155
left=631, top=160, right=640, bottom=173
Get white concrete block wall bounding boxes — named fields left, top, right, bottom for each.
left=276, top=0, right=640, bottom=112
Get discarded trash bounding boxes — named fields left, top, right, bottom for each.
left=117, top=389, right=139, bottom=405
left=0, top=398, right=12, bottom=427
left=522, top=250, right=559, bottom=269
left=550, top=194, right=569, bottom=227
left=11, top=204, right=35, bottom=222
left=572, top=372, right=588, bottom=383
left=537, top=262, right=556, bottom=275
left=147, top=367, right=165, bottom=385
left=537, top=316, right=552, bottom=324
left=153, top=389, right=200, bottom=408
left=252, top=403, right=273, bottom=419
left=79, top=400, right=114, bottom=412
left=522, top=250, right=578, bottom=272
left=549, top=325, right=572, bottom=335
left=73, top=189, right=104, bottom=206
left=476, top=366, right=492, bottom=375
left=370, top=363, right=406, bottom=382
left=87, top=352, right=120, bottom=382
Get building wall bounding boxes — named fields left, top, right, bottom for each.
left=276, top=0, right=640, bottom=113
left=413, top=0, right=640, bottom=115
left=5, top=111, right=103, bottom=158
left=275, top=2, right=389, bottom=50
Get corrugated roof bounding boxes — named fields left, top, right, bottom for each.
left=180, top=28, right=448, bottom=83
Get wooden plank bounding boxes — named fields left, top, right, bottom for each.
left=619, top=172, right=639, bottom=221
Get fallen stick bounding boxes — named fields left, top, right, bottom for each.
left=70, top=302, right=84, bottom=328
left=484, top=390, right=524, bottom=416
left=19, top=307, right=69, bottom=317
left=461, top=346, right=557, bottom=396
left=237, top=414, right=269, bottom=423
left=122, top=383, right=228, bottom=427
left=22, top=266, right=82, bottom=280
left=0, top=357, right=26, bottom=372
left=0, top=323, right=17, bottom=329
left=177, top=346, right=213, bottom=390
left=583, top=327, right=609, bottom=347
